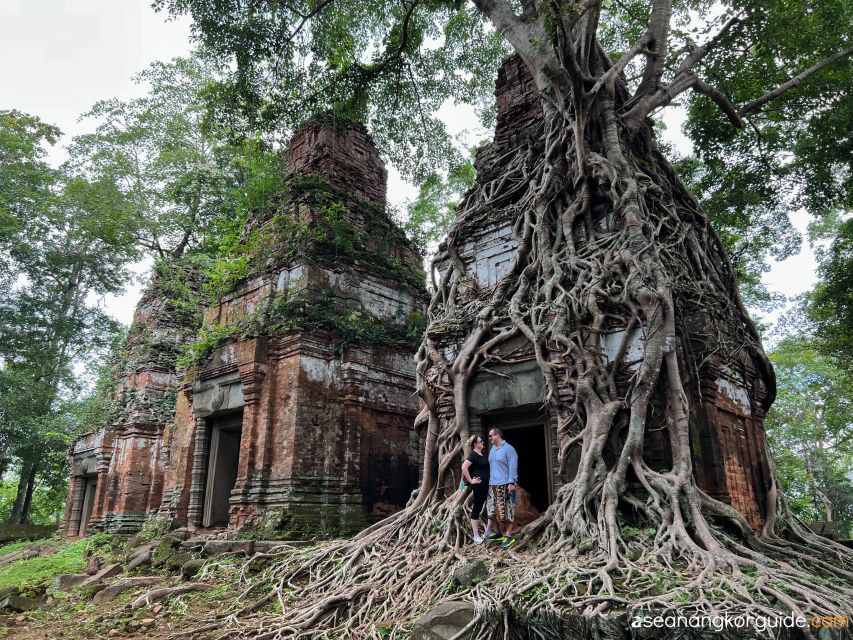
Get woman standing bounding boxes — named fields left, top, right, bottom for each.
left=462, top=434, right=491, bottom=543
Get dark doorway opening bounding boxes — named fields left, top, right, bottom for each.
left=203, top=412, right=243, bottom=527
left=79, top=475, right=97, bottom=535
left=484, top=411, right=553, bottom=513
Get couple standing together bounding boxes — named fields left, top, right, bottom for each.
left=462, top=428, right=518, bottom=550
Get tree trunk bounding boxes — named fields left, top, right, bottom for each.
left=19, top=464, right=37, bottom=525
left=8, top=460, right=33, bottom=524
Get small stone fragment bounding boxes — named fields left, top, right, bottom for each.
left=85, top=555, right=102, bottom=575
left=81, top=563, right=123, bottom=587
left=108, top=629, right=119, bottom=637
left=152, top=604, right=163, bottom=614
left=180, top=558, right=205, bottom=580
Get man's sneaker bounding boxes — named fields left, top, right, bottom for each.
left=473, top=535, right=484, bottom=544
left=501, top=535, right=516, bottom=549
left=485, top=532, right=504, bottom=542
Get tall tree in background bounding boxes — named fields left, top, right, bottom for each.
left=68, top=54, right=287, bottom=295
left=765, top=337, right=853, bottom=537
left=68, top=56, right=246, bottom=259
left=155, top=0, right=852, bottom=634
left=808, top=214, right=853, bottom=368
left=0, top=111, right=138, bottom=523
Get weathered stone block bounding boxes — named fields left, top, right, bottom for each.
left=203, top=540, right=254, bottom=556
left=411, top=601, right=476, bottom=640
left=0, top=596, right=41, bottom=612
left=81, top=563, right=123, bottom=587
left=92, top=577, right=164, bottom=605
left=451, top=561, right=488, bottom=588
left=127, top=545, right=155, bottom=571
left=51, top=574, right=89, bottom=591
left=159, top=534, right=183, bottom=549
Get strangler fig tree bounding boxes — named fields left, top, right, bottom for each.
left=156, top=0, right=852, bottom=636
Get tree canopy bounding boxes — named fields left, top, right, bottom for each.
left=155, top=0, right=851, bottom=308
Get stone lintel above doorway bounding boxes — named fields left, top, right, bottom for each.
left=468, top=359, right=544, bottom=417
left=192, top=372, right=245, bottom=418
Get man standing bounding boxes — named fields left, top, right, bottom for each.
left=486, top=427, right=519, bottom=549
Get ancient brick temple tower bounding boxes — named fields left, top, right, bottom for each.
left=62, top=262, right=201, bottom=535
left=63, top=120, right=427, bottom=536
left=158, top=121, right=426, bottom=535
left=432, top=56, right=773, bottom=532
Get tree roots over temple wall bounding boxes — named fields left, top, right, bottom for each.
left=180, top=58, right=853, bottom=640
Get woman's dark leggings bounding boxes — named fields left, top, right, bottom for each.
left=471, top=484, right=489, bottom=520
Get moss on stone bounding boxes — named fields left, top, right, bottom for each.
left=179, top=287, right=425, bottom=367
left=237, top=505, right=366, bottom=541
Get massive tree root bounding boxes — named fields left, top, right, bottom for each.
left=185, top=64, right=853, bottom=640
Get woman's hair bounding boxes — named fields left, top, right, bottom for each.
left=468, top=434, right=483, bottom=447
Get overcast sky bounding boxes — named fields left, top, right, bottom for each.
left=1, top=0, right=816, bottom=330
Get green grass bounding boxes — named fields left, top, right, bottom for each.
left=0, top=538, right=87, bottom=591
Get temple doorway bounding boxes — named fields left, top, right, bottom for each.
left=484, top=412, right=554, bottom=513
left=203, top=412, right=243, bottom=527
left=79, top=475, right=98, bottom=535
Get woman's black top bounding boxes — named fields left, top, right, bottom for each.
left=466, top=450, right=489, bottom=486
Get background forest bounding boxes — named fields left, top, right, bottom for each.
left=0, top=12, right=850, bottom=536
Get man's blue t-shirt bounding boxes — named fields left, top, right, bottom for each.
left=488, top=441, right=518, bottom=486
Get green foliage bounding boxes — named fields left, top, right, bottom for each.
left=138, top=514, right=176, bottom=542
left=0, top=539, right=86, bottom=592
left=203, top=174, right=425, bottom=303
left=180, top=288, right=425, bottom=367
left=404, top=156, right=476, bottom=257
left=151, top=258, right=206, bottom=327
left=682, top=0, right=851, bottom=219
left=156, top=0, right=850, bottom=315
left=674, top=153, right=798, bottom=309
left=765, top=336, right=853, bottom=537
left=69, top=55, right=284, bottom=262
left=807, top=218, right=853, bottom=368
left=154, top=0, right=508, bottom=180
left=0, top=111, right=60, bottom=281
left=0, top=477, right=67, bottom=526
left=0, top=539, right=51, bottom=557
left=0, top=107, right=139, bottom=526
left=178, top=322, right=243, bottom=368
left=199, top=137, right=287, bottom=298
